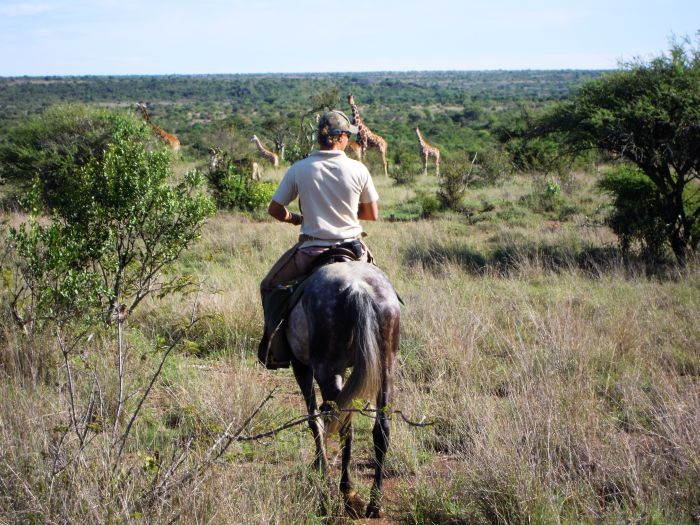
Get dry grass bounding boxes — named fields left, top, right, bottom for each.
left=1, top=170, right=699, bottom=524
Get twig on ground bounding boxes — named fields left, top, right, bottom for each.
left=236, top=405, right=434, bottom=443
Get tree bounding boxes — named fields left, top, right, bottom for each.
left=522, top=37, right=700, bottom=264
left=0, top=104, right=154, bottom=209
left=262, top=115, right=293, bottom=161
left=9, top=115, right=215, bottom=328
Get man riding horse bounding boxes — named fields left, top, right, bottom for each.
left=258, top=109, right=379, bottom=369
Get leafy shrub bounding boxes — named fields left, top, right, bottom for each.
left=437, top=155, right=477, bottom=211
left=415, top=191, right=440, bottom=218
left=388, top=164, right=418, bottom=186
left=0, top=104, right=152, bottom=210
left=598, top=165, right=669, bottom=262
left=7, top=116, right=215, bottom=328
left=519, top=179, right=567, bottom=214
left=472, top=145, right=514, bottom=186
left=210, top=165, right=276, bottom=212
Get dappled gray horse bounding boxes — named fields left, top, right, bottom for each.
left=286, top=262, right=400, bottom=518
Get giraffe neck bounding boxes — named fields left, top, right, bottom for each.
left=348, top=95, right=371, bottom=140
left=253, top=135, right=279, bottom=166
left=138, top=106, right=179, bottom=150
left=349, top=99, right=364, bottom=127
left=416, top=128, right=436, bottom=153
left=254, top=137, right=274, bottom=159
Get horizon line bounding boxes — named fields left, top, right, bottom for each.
left=0, top=67, right=617, bottom=79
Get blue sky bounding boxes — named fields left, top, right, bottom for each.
left=0, top=0, right=698, bottom=75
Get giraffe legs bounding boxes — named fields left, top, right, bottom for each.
left=380, top=145, right=388, bottom=177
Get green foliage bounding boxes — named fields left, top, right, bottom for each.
left=10, top=196, right=106, bottom=328
left=7, top=117, right=215, bottom=328
left=598, top=165, right=669, bottom=261
left=496, top=107, right=570, bottom=175
left=472, top=145, right=514, bottom=186
left=437, top=155, right=477, bottom=211
left=519, top=178, right=567, bottom=214
left=208, top=164, right=276, bottom=212
left=0, top=71, right=603, bottom=173
left=522, top=37, right=700, bottom=264
left=388, top=164, right=418, bottom=186
left=0, top=104, right=152, bottom=209
left=416, top=191, right=440, bottom=218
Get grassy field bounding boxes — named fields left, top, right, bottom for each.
left=1, top=165, right=699, bottom=524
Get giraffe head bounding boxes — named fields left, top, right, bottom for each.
left=347, top=93, right=355, bottom=105
left=135, top=102, right=148, bottom=118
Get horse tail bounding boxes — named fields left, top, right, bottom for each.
left=327, top=281, right=382, bottom=435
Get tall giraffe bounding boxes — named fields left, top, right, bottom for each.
left=135, top=102, right=180, bottom=151
left=347, top=93, right=388, bottom=176
left=251, top=135, right=279, bottom=168
left=415, top=127, right=440, bottom=176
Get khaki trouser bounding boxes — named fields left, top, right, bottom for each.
left=260, top=240, right=369, bottom=296
left=258, top=239, right=371, bottom=368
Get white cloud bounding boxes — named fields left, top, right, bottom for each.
left=0, top=2, right=56, bottom=16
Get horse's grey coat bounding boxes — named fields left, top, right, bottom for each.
left=284, top=261, right=400, bottom=518
left=286, top=262, right=399, bottom=365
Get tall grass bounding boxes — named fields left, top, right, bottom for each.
left=1, top=170, right=699, bottom=523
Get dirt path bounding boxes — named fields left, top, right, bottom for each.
left=233, top=365, right=408, bottom=524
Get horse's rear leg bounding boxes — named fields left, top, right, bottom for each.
left=367, top=318, right=398, bottom=518
left=339, top=423, right=365, bottom=518
left=366, top=380, right=391, bottom=518
left=292, top=361, right=329, bottom=474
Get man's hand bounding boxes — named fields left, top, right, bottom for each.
left=268, top=200, right=302, bottom=225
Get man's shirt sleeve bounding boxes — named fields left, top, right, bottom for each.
left=271, top=167, right=297, bottom=205
left=359, top=170, right=379, bottom=204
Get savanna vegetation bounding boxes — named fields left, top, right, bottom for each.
left=0, top=39, right=698, bottom=524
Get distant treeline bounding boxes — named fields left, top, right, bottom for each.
left=0, top=71, right=607, bottom=163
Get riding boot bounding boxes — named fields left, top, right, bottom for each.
left=257, top=326, right=291, bottom=369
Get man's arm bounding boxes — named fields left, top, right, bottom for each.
left=268, top=200, right=303, bottom=225
left=358, top=201, right=379, bottom=221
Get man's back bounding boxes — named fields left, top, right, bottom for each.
left=272, top=150, right=377, bottom=241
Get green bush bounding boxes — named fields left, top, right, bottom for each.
left=517, top=38, right=700, bottom=264
left=437, top=156, right=475, bottom=211
left=473, top=146, right=514, bottom=186
left=389, top=164, right=418, bottom=186
left=598, top=165, right=669, bottom=262
left=519, top=179, right=566, bottom=214
left=416, top=191, right=440, bottom=218
left=211, top=166, right=276, bottom=212
left=7, top=116, right=215, bottom=328
left=0, top=104, right=152, bottom=210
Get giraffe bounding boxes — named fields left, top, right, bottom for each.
left=415, top=127, right=440, bottom=176
left=135, top=102, right=180, bottom=151
left=208, top=147, right=261, bottom=181
left=346, top=139, right=362, bottom=161
left=251, top=135, right=279, bottom=168
left=347, top=93, right=388, bottom=176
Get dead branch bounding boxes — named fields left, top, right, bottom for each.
left=143, top=388, right=433, bottom=507
left=237, top=405, right=434, bottom=443
left=113, top=289, right=202, bottom=467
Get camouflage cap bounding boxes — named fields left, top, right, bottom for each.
left=318, top=110, right=358, bottom=135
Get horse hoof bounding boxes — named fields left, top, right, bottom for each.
left=343, top=490, right=365, bottom=520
